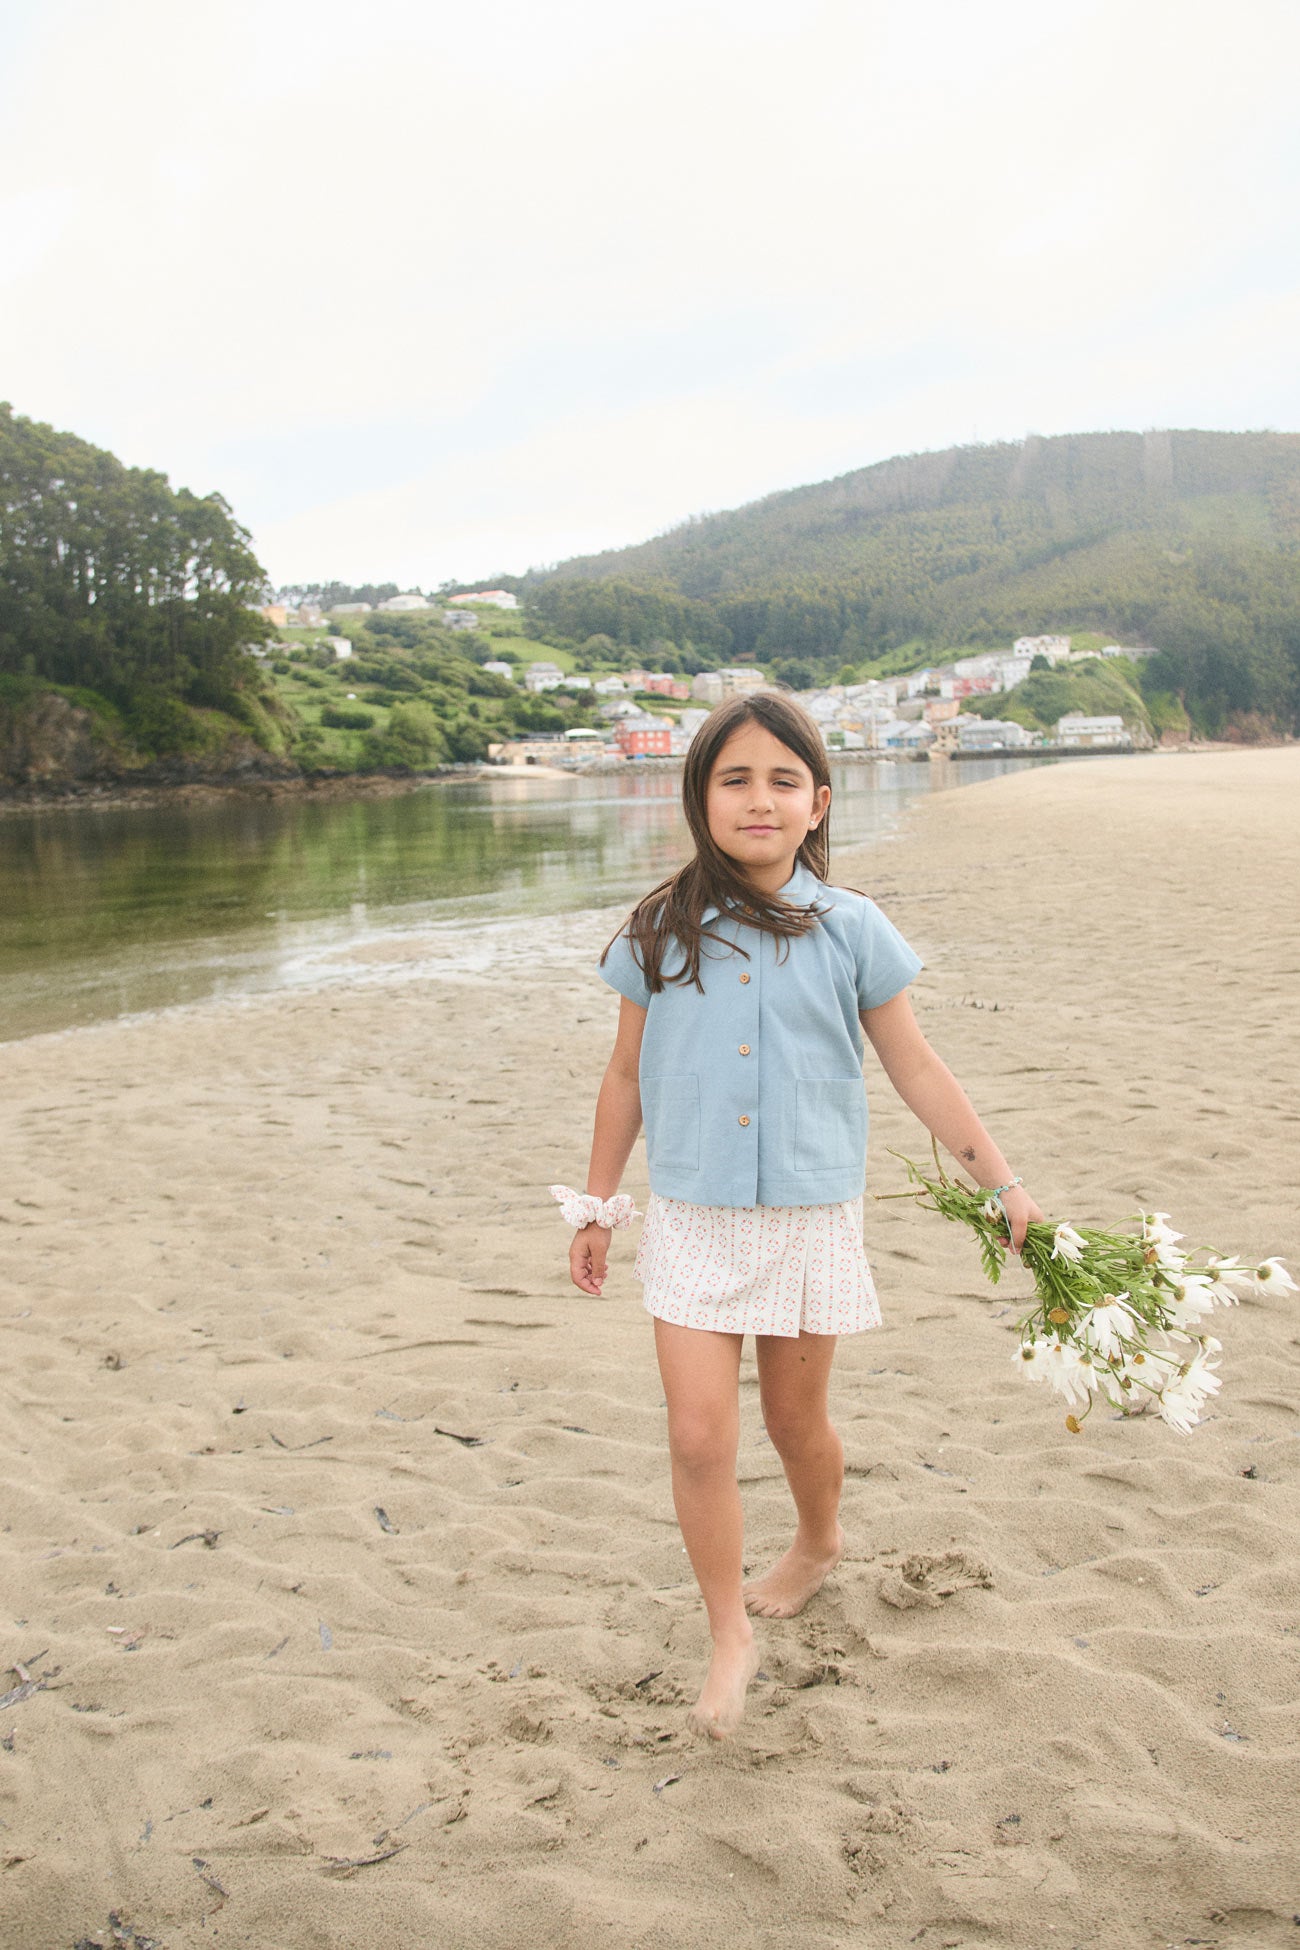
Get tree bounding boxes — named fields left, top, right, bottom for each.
left=0, top=402, right=272, bottom=709
left=362, top=699, right=447, bottom=770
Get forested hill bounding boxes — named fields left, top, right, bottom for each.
left=526, top=430, right=1300, bottom=733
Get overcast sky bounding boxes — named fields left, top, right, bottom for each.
left=3, top=0, right=1297, bottom=590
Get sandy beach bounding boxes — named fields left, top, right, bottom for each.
left=2, top=747, right=1298, bottom=1950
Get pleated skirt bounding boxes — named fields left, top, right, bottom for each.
left=634, top=1193, right=882, bottom=1339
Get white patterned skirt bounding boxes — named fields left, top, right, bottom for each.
left=634, top=1194, right=882, bottom=1339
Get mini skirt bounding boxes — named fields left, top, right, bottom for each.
left=634, top=1194, right=882, bottom=1339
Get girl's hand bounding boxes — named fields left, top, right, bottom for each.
left=569, top=1222, right=613, bottom=1295
left=998, top=1184, right=1044, bottom=1254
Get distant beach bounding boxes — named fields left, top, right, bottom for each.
left=2, top=746, right=1297, bottom=1948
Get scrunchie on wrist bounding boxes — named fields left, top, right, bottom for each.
left=549, top=1184, right=638, bottom=1230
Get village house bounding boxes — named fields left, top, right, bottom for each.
left=923, top=697, right=960, bottom=725
left=1056, top=713, right=1130, bottom=748
left=378, top=593, right=432, bottom=611
left=614, top=712, right=674, bottom=757
left=884, top=720, right=936, bottom=751
left=260, top=603, right=289, bottom=627
left=952, top=652, right=1032, bottom=692
left=956, top=716, right=1032, bottom=751
left=447, top=590, right=519, bottom=610
left=326, top=636, right=353, bottom=660
left=523, top=661, right=567, bottom=693
left=442, top=610, right=479, bottom=631
left=481, top=660, right=515, bottom=680
left=1013, top=634, right=1071, bottom=665
left=625, top=671, right=691, bottom=699
left=670, top=709, right=709, bottom=757
left=487, top=735, right=567, bottom=767
left=329, top=602, right=372, bottom=616
left=691, top=668, right=768, bottom=703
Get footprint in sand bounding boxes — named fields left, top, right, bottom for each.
left=876, top=1549, right=993, bottom=1611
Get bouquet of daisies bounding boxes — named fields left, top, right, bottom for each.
left=891, top=1152, right=1295, bottom=1434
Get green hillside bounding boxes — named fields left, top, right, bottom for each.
left=526, top=430, right=1300, bottom=734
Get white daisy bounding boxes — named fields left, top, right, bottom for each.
left=1083, top=1294, right=1138, bottom=1361
left=1163, top=1274, right=1217, bottom=1330
left=1051, top=1223, right=1087, bottom=1263
left=1253, top=1257, right=1298, bottom=1296
left=1040, top=1333, right=1097, bottom=1408
left=1142, top=1212, right=1183, bottom=1248
left=1205, top=1257, right=1251, bottom=1304
left=1013, top=1339, right=1050, bottom=1382
left=1156, top=1343, right=1222, bottom=1434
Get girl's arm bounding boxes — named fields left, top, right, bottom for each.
left=862, top=990, right=1043, bottom=1249
left=569, top=996, right=647, bottom=1296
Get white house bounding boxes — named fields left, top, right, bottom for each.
left=378, top=593, right=432, bottom=611
left=904, top=667, right=941, bottom=698
left=956, top=716, right=1032, bottom=750
left=326, top=636, right=353, bottom=660
left=482, top=660, right=515, bottom=680
left=875, top=718, right=934, bottom=750
left=1057, top=714, right=1129, bottom=748
left=524, top=661, right=567, bottom=693
left=447, top=589, right=519, bottom=610
left=691, top=668, right=768, bottom=703
left=443, top=610, right=479, bottom=631
left=329, top=602, right=372, bottom=615
left=952, top=652, right=1032, bottom=692
left=1013, top=635, right=1071, bottom=665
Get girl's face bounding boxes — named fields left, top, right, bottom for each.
left=705, top=721, right=831, bottom=894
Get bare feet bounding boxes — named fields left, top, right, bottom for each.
left=686, top=1630, right=761, bottom=1741
left=743, top=1525, right=844, bottom=1618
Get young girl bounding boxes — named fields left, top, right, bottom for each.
left=552, top=690, right=1042, bottom=1740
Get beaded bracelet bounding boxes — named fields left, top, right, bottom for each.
left=983, top=1174, right=1025, bottom=1247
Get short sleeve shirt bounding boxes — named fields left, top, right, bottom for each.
left=600, top=861, right=921, bottom=1207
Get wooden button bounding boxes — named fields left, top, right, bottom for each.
left=738, top=1114, right=750, bottom=1127
left=738, top=1044, right=751, bottom=1056
left=738, top=973, right=750, bottom=984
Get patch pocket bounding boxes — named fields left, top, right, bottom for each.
left=640, top=1073, right=701, bottom=1173
left=794, top=1079, right=866, bottom=1173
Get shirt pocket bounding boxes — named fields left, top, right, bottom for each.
left=641, top=1073, right=701, bottom=1173
left=794, top=1079, right=866, bottom=1173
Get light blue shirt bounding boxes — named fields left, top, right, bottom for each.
left=599, top=861, right=922, bottom=1207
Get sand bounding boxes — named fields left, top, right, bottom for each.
left=2, top=747, right=1298, bottom=1950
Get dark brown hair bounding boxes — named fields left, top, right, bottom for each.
left=605, top=689, right=833, bottom=993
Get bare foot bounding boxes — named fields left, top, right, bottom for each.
left=743, top=1525, right=844, bottom=1618
left=686, top=1631, right=761, bottom=1741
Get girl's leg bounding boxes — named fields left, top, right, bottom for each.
left=652, top=1317, right=759, bottom=1739
left=745, top=1331, right=844, bottom=1618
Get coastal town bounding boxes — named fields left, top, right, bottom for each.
left=485, top=632, right=1152, bottom=768
left=257, top=586, right=1155, bottom=773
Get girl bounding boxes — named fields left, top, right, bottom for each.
left=553, top=690, right=1042, bottom=1740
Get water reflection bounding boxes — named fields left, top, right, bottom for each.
left=0, top=758, right=1044, bottom=1041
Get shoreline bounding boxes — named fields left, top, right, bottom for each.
left=0, top=737, right=1270, bottom=812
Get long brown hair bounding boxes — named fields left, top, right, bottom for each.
left=606, top=689, right=833, bottom=994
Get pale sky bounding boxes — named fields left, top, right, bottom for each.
left=3, top=0, right=1297, bottom=590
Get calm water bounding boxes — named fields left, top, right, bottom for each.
left=0, top=759, right=1044, bottom=1042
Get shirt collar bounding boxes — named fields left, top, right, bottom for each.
left=701, top=860, right=825, bottom=923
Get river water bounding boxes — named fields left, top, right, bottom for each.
left=0, top=758, right=1046, bottom=1043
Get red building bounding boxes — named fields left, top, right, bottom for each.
left=614, top=721, right=673, bottom=757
